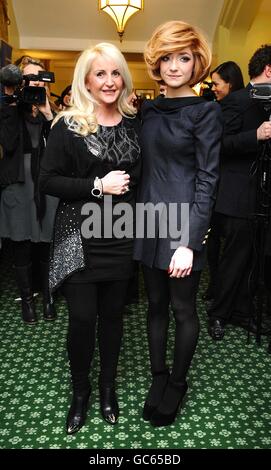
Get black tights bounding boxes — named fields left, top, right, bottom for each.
left=142, top=265, right=201, bottom=386
left=62, top=279, right=130, bottom=393
left=12, top=240, right=50, bottom=266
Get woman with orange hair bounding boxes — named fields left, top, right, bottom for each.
left=134, top=20, right=222, bottom=426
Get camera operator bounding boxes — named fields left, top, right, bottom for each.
left=0, top=56, right=59, bottom=324
left=207, top=44, right=271, bottom=340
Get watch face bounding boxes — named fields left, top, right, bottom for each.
left=91, top=187, right=102, bottom=197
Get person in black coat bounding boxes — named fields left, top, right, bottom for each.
left=0, top=56, right=58, bottom=324
left=203, top=61, right=244, bottom=301
left=40, top=43, right=141, bottom=434
left=134, top=20, right=222, bottom=427
left=207, top=44, right=271, bottom=340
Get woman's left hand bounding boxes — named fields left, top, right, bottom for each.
left=168, top=246, right=193, bottom=278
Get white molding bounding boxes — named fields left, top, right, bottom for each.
left=19, top=36, right=148, bottom=53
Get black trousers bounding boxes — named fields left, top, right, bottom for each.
left=207, top=213, right=254, bottom=323
left=62, top=278, right=130, bottom=393
left=12, top=240, right=50, bottom=292
left=206, top=212, right=222, bottom=296
left=142, top=265, right=201, bottom=386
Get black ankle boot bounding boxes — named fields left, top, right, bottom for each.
left=14, top=265, right=37, bottom=325
left=40, top=261, right=57, bottom=321
left=21, top=293, right=37, bottom=324
left=43, top=301, right=57, bottom=321
left=66, top=388, right=91, bottom=435
left=99, top=386, right=119, bottom=425
left=142, top=369, right=169, bottom=421
left=150, top=381, right=188, bottom=427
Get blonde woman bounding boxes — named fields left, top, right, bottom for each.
left=134, top=21, right=222, bottom=426
left=40, top=43, right=141, bottom=433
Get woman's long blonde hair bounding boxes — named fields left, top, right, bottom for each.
left=144, top=20, right=212, bottom=87
left=54, top=43, right=136, bottom=136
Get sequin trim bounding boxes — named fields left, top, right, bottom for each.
left=49, top=201, right=85, bottom=293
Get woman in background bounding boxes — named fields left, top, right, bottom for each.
left=203, top=61, right=244, bottom=301
left=0, top=56, right=58, bottom=324
left=211, top=61, right=244, bottom=102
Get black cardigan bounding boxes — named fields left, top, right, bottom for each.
left=40, top=116, right=141, bottom=292
left=0, top=104, right=51, bottom=187
left=0, top=103, right=53, bottom=222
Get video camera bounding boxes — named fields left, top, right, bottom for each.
left=0, top=64, right=55, bottom=106
left=250, top=83, right=271, bottom=101
left=250, top=83, right=271, bottom=114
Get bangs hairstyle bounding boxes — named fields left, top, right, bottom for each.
left=54, top=43, right=136, bottom=136
left=144, top=20, right=212, bottom=87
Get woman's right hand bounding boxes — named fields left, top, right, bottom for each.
left=101, top=170, right=130, bottom=195
left=4, top=86, right=17, bottom=106
left=168, top=246, right=193, bottom=278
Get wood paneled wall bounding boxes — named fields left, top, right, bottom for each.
left=0, top=0, right=9, bottom=42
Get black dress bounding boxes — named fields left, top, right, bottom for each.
left=134, top=96, right=222, bottom=271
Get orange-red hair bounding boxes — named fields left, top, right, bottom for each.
left=144, top=20, right=212, bottom=87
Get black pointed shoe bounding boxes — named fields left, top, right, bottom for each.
left=150, top=381, right=188, bottom=427
left=142, top=369, right=169, bottom=421
left=100, top=386, right=119, bottom=425
left=66, top=388, right=91, bottom=435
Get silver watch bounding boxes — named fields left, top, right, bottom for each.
left=91, top=177, right=103, bottom=198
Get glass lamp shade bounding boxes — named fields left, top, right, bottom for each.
left=99, top=0, right=144, bottom=41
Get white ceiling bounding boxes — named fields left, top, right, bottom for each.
left=12, top=0, right=225, bottom=52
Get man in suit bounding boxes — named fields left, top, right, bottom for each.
left=208, top=44, right=271, bottom=340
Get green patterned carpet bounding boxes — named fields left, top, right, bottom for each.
left=0, top=247, right=271, bottom=450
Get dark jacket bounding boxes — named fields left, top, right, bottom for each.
left=0, top=105, right=23, bottom=186
left=0, top=103, right=53, bottom=222
left=215, top=84, right=269, bottom=218
left=134, top=96, right=222, bottom=271
left=0, top=104, right=52, bottom=188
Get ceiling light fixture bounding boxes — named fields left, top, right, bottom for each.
left=98, top=0, right=144, bottom=42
